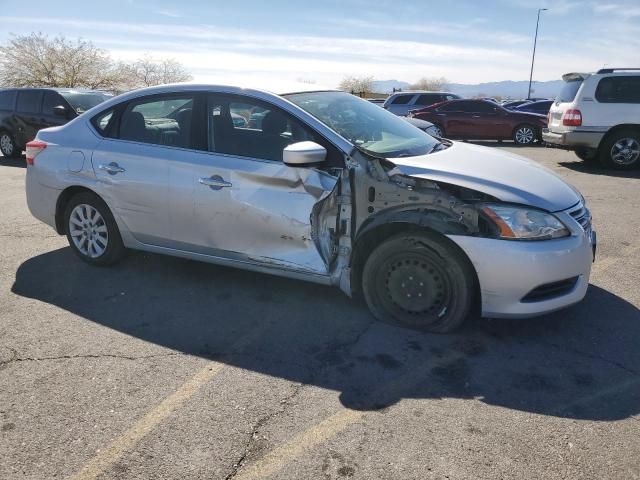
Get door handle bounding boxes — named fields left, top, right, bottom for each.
left=436, top=113, right=446, bottom=116
left=98, top=162, right=126, bottom=175
left=472, top=115, right=481, bottom=118
left=199, top=175, right=232, bottom=190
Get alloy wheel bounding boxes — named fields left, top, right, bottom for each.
left=68, top=204, right=109, bottom=258
left=610, top=137, right=640, bottom=166
left=515, top=127, right=535, bottom=145
left=0, top=133, right=14, bottom=156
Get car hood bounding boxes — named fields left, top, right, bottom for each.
left=389, top=142, right=580, bottom=212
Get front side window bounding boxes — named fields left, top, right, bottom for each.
left=416, top=94, right=437, bottom=105
left=16, top=91, right=42, bottom=114
left=595, top=76, right=640, bottom=103
left=119, top=95, right=194, bottom=148
left=59, top=91, right=112, bottom=114
left=208, top=95, right=320, bottom=162
left=285, top=91, right=440, bottom=158
left=42, top=91, right=65, bottom=115
left=469, top=101, right=497, bottom=113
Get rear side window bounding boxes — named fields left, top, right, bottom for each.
left=390, top=94, right=414, bottom=105
left=557, top=80, right=583, bottom=103
left=16, top=91, right=42, bottom=114
left=595, top=76, right=640, bottom=103
left=0, top=90, right=16, bottom=110
left=438, top=101, right=476, bottom=112
left=119, top=95, right=195, bottom=148
left=92, top=109, right=116, bottom=136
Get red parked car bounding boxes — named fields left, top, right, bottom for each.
left=409, top=99, right=547, bottom=145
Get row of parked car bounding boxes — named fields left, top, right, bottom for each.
left=372, top=69, right=640, bottom=169
left=1, top=68, right=639, bottom=169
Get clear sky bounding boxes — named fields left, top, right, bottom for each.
left=0, top=0, right=638, bottom=88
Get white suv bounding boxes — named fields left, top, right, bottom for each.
left=543, top=68, right=640, bottom=169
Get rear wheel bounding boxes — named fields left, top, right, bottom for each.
left=430, top=124, right=444, bottom=138
left=513, top=124, right=537, bottom=145
left=361, top=232, right=475, bottom=333
left=0, top=131, right=19, bottom=158
left=599, top=129, right=640, bottom=169
left=64, top=192, right=125, bottom=266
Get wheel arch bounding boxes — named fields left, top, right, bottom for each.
left=350, top=213, right=480, bottom=308
left=600, top=124, right=640, bottom=145
left=55, top=185, right=104, bottom=234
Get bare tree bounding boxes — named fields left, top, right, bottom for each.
left=339, top=75, right=374, bottom=95
left=0, top=33, right=193, bottom=91
left=0, top=33, right=125, bottom=90
left=409, top=76, right=449, bottom=91
left=123, top=55, right=192, bottom=89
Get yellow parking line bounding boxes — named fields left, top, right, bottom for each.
left=234, top=351, right=465, bottom=480
left=70, top=362, right=225, bottom=480
left=70, top=327, right=265, bottom=480
left=233, top=409, right=364, bottom=480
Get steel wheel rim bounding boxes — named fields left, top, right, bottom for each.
left=69, top=204, right=108, bottom=258
left=611, top=138, right=640, bottom=165
left=376, top=252, right=452, bottom=326
left=515, top=127, right=534, bottom=144
left=431, top=126, right=443, bottom=137
left=0, top=134, right=13, bottom=155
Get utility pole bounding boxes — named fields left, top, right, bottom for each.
left=527, top=8, right=547, bottom=100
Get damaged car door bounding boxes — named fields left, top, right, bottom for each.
left=168, top=93, right=341, bottom=276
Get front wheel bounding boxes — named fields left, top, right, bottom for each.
left=599, top=129, right=640, bottom=169
left=64, top=192, right=125, bottom=266
left=0, top=131, right=19, bottom=158
left=513, top=124, right=538, bottom=145
left=361, top=232, right=475, bottom=333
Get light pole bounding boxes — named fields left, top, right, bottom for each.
left=527, top=8, right=547, bottom=100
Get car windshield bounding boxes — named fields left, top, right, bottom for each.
left=284, top=91, right=440, bottom=158
left=556, top=80, right=583, bottom=103
left=59, top=92, right=113, bottom=114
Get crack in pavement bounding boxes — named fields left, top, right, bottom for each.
left=0, top=351, right=185, bottom=366
left=544, top=341, right=639, bottom=377
left=224, top=319, right=374, bottom=480
left=224, top=381, right=305, bottom=480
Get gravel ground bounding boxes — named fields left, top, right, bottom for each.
left=1, top=145, right=639, bottom=480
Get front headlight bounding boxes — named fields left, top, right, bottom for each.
left=481, top=204, right=570, bottom=240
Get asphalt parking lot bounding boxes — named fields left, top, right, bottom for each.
left=1, top=145, right=639, bottom=480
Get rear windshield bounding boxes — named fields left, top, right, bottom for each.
left=60, top=92, right=113, bottom=114
left=556, top=80, right=583, bottom=103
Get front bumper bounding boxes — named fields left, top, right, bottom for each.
left=542, top=128, right=605, bottom=150
left=448, top=222, right=594, bottom=319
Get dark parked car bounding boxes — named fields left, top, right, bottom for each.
left=502, top=99, right=532, bottom=109
left=513, top=100, right=553, bottom=115
left=409, top=99, right=548, bottom=145
left=0, top=87, right=112, bottom=157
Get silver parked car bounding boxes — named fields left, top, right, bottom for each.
left=25, top=85, right=596, bottom=332
left=382, top=91, right=461, bottom=116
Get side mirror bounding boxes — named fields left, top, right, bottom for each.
left=53, top=105, right=68, bottom=117
left=283, top=141, right=326, bottom=166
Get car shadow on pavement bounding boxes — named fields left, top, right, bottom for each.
left=558, top=160, right=640, bottom=178
left=12, top=247, right=640, bottom=420
left=0, top=155, right=26, bottom=168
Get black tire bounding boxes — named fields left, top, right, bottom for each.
left=64, top=192, right=125, bottom=266
left=574, top=148, right=598, bottom=163
left=0, top=131, right=20, bottom=158
left=512, top=124, right=538, bottom=145
left=598, top=129, right=640, bottom=170
left=361, top=232, right=475, bottom=333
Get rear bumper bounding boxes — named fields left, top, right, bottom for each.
left=542, top=128, right=604, bottom=150
left=448, top=230, right=594, bottom=319
left=25, top=166, right=59, bottom=230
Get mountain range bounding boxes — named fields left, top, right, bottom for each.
left=371, top=79, right=565, bottom=99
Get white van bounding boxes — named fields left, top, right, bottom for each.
left=543, top=68, right=640, bottom=169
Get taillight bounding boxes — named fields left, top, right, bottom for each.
left=562, top=109, right=582, bottom=127
left=25, top=140, right=47, bottom=165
